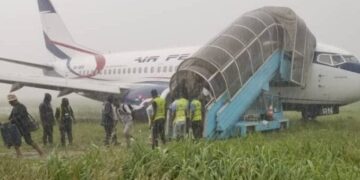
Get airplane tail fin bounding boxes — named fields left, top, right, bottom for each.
left=38, top=0, right=102, bottom=60
left=37, top=0, right=105, bottom=73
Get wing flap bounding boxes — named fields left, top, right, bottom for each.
left=0, top=57, right=53, bottom=70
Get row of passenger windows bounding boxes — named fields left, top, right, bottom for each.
left=317, top=54, right=359, bottom=66
left=78, top=65, right=178, bottom=76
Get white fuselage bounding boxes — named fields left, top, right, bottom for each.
left=52, top=45, right=360, bottom=107
left=54, top=46, right=198, bottom=84
left=273, top=63, right=360, bottom=105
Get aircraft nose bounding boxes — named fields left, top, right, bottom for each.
left=339, top=63, right=360, bottom=74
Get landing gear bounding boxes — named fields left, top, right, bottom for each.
left=301, top=107, right=318, bottom=121
left=279, top=122, right=287, bottom=131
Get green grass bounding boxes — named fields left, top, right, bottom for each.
left=0, top=102, right=360, bottom=179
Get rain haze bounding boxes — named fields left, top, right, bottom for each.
left=0, top=0, right=359, bottom=107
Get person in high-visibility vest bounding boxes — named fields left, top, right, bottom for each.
left=190, top=97, right=203, bottom=139
left=170, top=93, right=189, bottom=140
left=150, top=89, right=166, bottom=149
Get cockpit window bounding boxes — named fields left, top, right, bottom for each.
left=343, top=55, right=359, bottom=63
left=317, top=54, right=332, bottom=65
left=331, top=55, right=345, bottom=65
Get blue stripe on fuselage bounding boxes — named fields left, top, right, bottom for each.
left=339, top=63, right=360, bottom=74
left=313, top=61, right=360, bottom=74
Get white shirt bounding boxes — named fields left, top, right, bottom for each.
left=118, top=104, right=133, bottom=123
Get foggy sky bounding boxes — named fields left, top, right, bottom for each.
left=0, top=0, right=359, bottom=102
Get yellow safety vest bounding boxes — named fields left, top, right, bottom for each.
left=191, top=99, right=202, bottom=121
left=153, top=97, right=165, bottom=121
left=175, top=98, right=188, bottom=122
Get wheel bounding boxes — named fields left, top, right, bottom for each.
left=279, top=122, right=287, bottom=131
left=301, top=108, right=317, bottom=121
left=246, top=126, right=255, bottom=134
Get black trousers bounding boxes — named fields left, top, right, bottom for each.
left=17, top=125, right=33, bottom=146
left=22, top=132, right=34, bottom=146
left=42, top=125, right=53, bottom=145
left=104, top=124, right=114, bottom=145
left=60, top=123, right=72, bottom=146
left=152, top=118, right=166, bottom=149
left=192, top=121, right=203, bottom=139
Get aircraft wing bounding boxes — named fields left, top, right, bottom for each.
left=0, top=56, right=53, bottom=70
left=0, top=73, right=128, bottom=96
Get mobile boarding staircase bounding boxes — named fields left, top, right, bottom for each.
left=170, top=7, right=317, bottom=139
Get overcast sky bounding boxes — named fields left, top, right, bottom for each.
left=0, top=0, right=359, bottom=103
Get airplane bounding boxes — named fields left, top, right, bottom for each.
left=0, top=0, right=359, bottom=120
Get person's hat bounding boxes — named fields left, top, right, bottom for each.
left=7, top=94, right=17, bottom=102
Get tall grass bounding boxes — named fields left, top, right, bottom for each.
left=123, top=118, right=360, bottom=179
left=0, top=103, right=359, bottom=179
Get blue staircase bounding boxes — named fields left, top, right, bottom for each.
left=169, top=7, right=316, bottom=140
left=205, top=50, right=284, bottom=139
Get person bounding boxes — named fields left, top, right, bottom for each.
left=111, top=98, right=120, bottom=145
left=55, top=98, right=75, bottom=146
left=118, top=102, right=134, bottom=148
left=7, top=94, right=43, bottom=157
left=190, top=97, right=203, bottom=139
left=101, top=95, right=115, bottom=146
left=39, top=93, right=55, bottom=145
left=170, top=93, right=189, bottom=140
left=266, top=105, right=274, bottom=121
left=150, top=89, right=166, bottom=149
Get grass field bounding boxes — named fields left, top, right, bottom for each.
left=0, top=102, right=360, bottom=179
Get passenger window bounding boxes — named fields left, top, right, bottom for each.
left=157, top=66, right=161, bottom=73
left=128, top=68, right=131, bottom=74
left=144, top=67, right=148, bottom=73
left=138, top=67, right=142, bottom=74
left=150, top=67, right=154, bottom=73
left=118, top=69, right=121, bottom=74
left=317, top=54, right=332, bottom=65
left=331, top=55, right=345, bottom=65
left=163, top=66, right=167, bottom=73
left=104, top=69, right=107, bottom=75
left=123, top=68, right=126, bottom=74
left=133, top=67, right=136, bottom=74
left=113, top=69, right=116, bottom=74
left=169, top=66, right=173, bottom=72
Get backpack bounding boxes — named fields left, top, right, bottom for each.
left=26, top=114, right=40, bottom=132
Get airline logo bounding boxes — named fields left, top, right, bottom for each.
left=134, top=54, right=190, bottom=63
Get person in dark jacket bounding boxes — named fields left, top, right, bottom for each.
left=55, top=98, right=75, bottom=146
left=39, top=93, right=55, bottom=145
left=102, top=95, right=115, bottom=146
left=8, top=94, right=43, bottom=157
